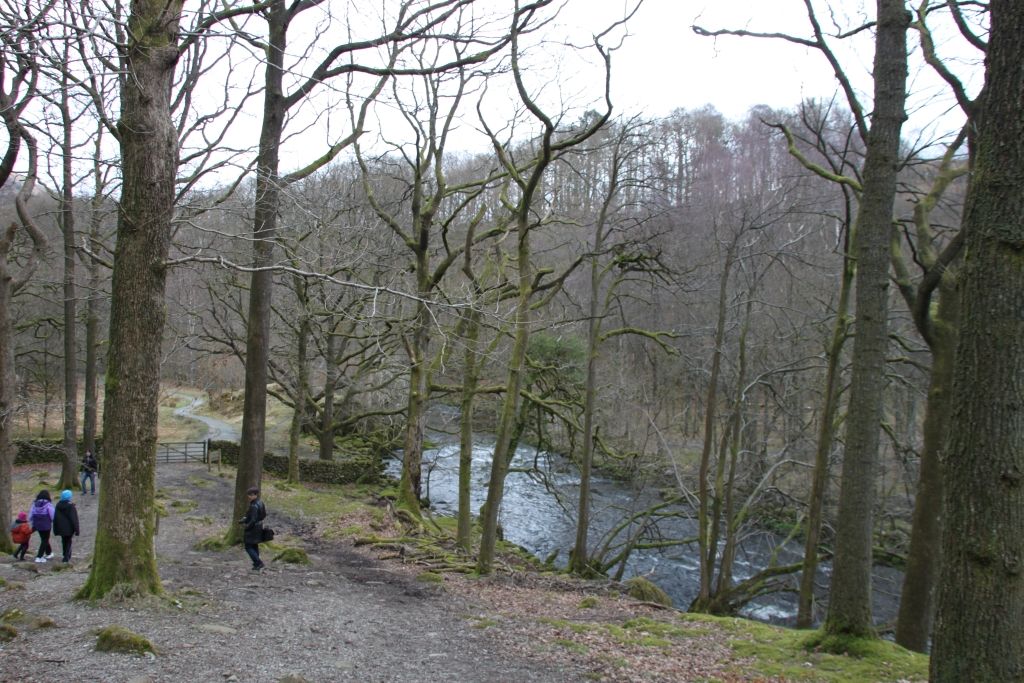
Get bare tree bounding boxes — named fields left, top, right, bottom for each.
left=0, top=0, right=51, bottom=555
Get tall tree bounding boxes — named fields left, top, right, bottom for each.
left=824, top=0, right=909, bottom=637
left=931, top=1, right=1024, bottom=678
left=78, top=0, right=185, bottom=598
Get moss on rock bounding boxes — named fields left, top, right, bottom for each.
left=95, top=625, right=156, bottom=655
left=272, top=547, right=309, bottom=564
left=0, top=624, right=17, bottom=641
left=624, top=576, right=673, bottom=607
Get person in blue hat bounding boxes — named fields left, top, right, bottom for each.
left=53, top=490, right=80, bottom=564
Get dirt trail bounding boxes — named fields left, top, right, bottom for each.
left=0, top=463, right=583, bottom=683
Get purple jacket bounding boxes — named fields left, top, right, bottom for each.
left=29, top=499, right=55, bottom=532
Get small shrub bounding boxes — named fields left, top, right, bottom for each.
left=1, top=608, right=25, bottom=623
left=95, top=625, right=156, bottom=655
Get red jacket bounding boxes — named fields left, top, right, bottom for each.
left=11, top=521, right=31, bottom=544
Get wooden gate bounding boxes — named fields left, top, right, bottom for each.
left=156, top=441, right=208, bottom=464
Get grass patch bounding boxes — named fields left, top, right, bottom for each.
left=468, top=616, right=499, bottom=629
left=416, top=571, right=444, bottom=584
left=578, top=596, right=600, bottom=609
left=186, top=476, right=211, bottom=489
left=678, top=614, right=928, bottom=682
left=554, top=638, right=589, bottom=654
left=169, top=499, right=198, bottom=513
left=194, top=535, right=229, bottom=551
left=95, top=625, right=156, bottom=655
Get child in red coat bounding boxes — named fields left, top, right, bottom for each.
left=10, top=511, right=31, bottom=561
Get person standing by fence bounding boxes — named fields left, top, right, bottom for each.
left=81, top=450, right=98, bottom=495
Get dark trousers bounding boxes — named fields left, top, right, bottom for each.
left=35, top=529, right=51, bottom=558
left=60, top=535, right=74, bottom=562
left=14, top=542, right=28, bottom=560
left=244, top=543, right=262, bottom=568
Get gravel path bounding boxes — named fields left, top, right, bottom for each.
left=0, top=463, right=584, bottom=683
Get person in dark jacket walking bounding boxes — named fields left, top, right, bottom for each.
left=53, top=490, right=80, bottom=563
left=239, top=486, right=266, bottom=571
left=80, top=450, right=98, bottom=495
left=29, top=490, right=55, bottom=563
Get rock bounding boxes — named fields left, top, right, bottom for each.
left=278, top=676, right=312, bottom=683
left=199, top=624, right=238, bottom=635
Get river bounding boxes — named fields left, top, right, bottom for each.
left=387, top=434, right=904, bottom=628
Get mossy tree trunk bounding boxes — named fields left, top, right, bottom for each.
left=78, top=0, right=183, bottom=599
left=825, top=0, right=908, bottom=638
left=932, top=3, right=1024, bottom=678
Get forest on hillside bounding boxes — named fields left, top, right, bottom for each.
left=2, top=2, right=1021, bottom=680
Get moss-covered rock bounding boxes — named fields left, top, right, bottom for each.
left=95, top=625, right=156, bottom=655
left=272, top=547, right=309, bottom=565
left=0, top=624, right=16, bottom=641
left=624, top=576, right=673, bottom=607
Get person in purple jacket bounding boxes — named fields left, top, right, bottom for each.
left=29, top=490, right=55, bottom=563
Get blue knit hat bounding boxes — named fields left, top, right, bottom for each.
left=60, top=489, right=72, bottom=501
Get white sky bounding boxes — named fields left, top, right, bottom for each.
left=555, top=0, right=982, bottom=133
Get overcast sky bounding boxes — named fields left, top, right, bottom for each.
left=558, top=0, right=983, bottom=132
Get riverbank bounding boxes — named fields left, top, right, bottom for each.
left=0, top=462, right=927, bottom=682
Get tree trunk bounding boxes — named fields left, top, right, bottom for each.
left=83, top=136, right=105, bottom=457
left=697, top=238, right=736, bottom=605
left=319, top=323, right=337, bottom=461
left=894, top=286, right=956, bottom=651
left=932, top=3, right=1024, bottom=678
left=78, top=0, right=183, bottom=599
left=477, top=218, right=534, bottom=574
left=399, top=289, right=431, bottom=511
left=569, top=204, right=605, bottom=576
left=59, top=74, right=79, bottom=491
left=797, top=240, right=854, bottom=628
left=230, top=1, right=286, bottom=543
left=823, top=0, right=907, bottom=638
left=287, top=293, right=309, bottom=484
left=0, top=266, right=13, bottom=553
left=456, top=304, right=482, bottom=552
